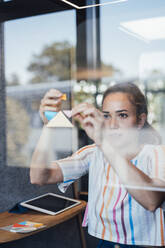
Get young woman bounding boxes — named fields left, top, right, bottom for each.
left=30, top=83, right=165, bottom=247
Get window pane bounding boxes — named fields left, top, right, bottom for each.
left=100, top=0, right=165, bottom=141
left=5, top=10, right=76, bottom=167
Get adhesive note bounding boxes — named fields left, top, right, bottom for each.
left=63, top=110, right=72, bottom=118
left=46, top=111, right=73, bottom=128
left=0, top=221, right=45, bottom=234
left=44, top=111, right=58, bottom=121
left=13, top=223, right=26, bottom=228
left=61, top=94, right=67, bottom=100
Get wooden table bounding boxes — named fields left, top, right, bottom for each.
left=0, top=200, right=86, bottom=244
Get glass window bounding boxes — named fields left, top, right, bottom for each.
left=100, top=0, right=165, bottom=141
left=5, top=10, right=76, bottom=167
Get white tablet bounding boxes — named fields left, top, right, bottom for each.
left=20, top=193, right=81, bottom=215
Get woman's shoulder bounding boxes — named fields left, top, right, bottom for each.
left=140, top=144, right=165, bottom=158
left=143, top=143, right=165, bottom=151
left=75, top=143, right=98, bottom=156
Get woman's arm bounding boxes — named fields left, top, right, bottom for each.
left=30, top=89, right=64, bottom=185
left=30, top=96, right=93, bottom=186
left=30, top=126, right=63, bottom=185
left=72, top=103, right=165, bottom=211
left=101, top=139, right=165, bottom=211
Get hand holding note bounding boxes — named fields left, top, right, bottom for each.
left=39, top=89, right=67, bottom=125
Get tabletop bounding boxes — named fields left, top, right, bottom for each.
left=0, top=200, right=86, bottom=243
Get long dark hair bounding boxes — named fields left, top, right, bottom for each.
left=102, top=82, right=161, bottom=145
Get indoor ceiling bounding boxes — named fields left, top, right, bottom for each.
left=0, top=0, right=75, bottom=22
left=0, top=0, right=126, bottom=22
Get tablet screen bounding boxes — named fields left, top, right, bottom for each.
left=26, top=195, right=76, bottom=212
left=22, top=194, right=79, bottom=214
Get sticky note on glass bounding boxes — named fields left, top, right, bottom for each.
left=44, top=111, right=58, bottom=121
left=61, top=94, right=67, bottom=100
left=0, top=221, right=46, bottom=234
left=46, top=111, right=73, bottom=128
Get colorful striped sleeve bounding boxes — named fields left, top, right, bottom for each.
left=57, top=144, right=96, bottom=193
left=153, top=145, right=165, bottom=181
left=151, top=145, right=165, bottom=210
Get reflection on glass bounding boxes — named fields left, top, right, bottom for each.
left=119, top=16, right=165, bottom=42
left=60, top=0, right=127, bottom=9
left=6, top=11, right=76, bottom=167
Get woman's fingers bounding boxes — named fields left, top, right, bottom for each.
left=41, top=98, right=61, bottom=108
left=72, top=103, right=103, bottom=126
left=83, top=107, right=103, bottom=119
left=44, top=89, right=63, bottom=99
left=72, top=102, right=103, bottom=144
left=72, top=102, right=103, bottom=126
left=83, top=115, right=96, bottom=126
left=83, top=115, right=103, bottom=130
left=72, top=103, right=93, bottom=117
left=40, top=105, right=61, bottom=113
left=42, top=90, right=63, bottom=106
left=73, top=114, right=84, bottom=124
left=40, top=89, right=63, bottom=124
left=82, top=114, right=104, bottom=146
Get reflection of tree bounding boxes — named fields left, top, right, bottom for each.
left=27, top=40, right=121, bottom=106
left=101, top=62, right=121, bottom=77
left=27, top=41, right=75, bottom=83
left=27, top=40, right=120, bottom=83
left=6, top=73, right=20, bottom=86
left=7, top=97, right=30, bottom=166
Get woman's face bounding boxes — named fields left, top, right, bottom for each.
left=102, top=92, right=140, bottom=149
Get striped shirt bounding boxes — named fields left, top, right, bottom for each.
left=57, top=144, right=165, bottom=246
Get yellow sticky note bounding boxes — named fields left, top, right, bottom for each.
left=26, top=221, right=44, bottom=227
left=61, top=94, right=67, bottom=101
left=34, top=223, right=44, bottom=228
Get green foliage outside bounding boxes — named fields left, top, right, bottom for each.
left=27, top=41, right=75, bottom=83
left=26, top=40, right=119, bottom=107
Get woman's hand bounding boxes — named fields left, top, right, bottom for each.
left=72, top=103, right=104, bottom=146
left=39, top=89, right=63, bottom=125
